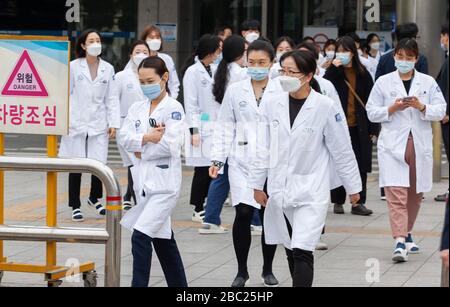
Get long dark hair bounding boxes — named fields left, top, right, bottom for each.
left=280, top=51, right=321, bottom=93
left=75, top=29, right=102, bottom=58
left=366, top=33, right=380, bottom=53
left=213, top=35, right=246, bottom=103
left=274, top=36, right=296, bottom=51
left=335, top=36, right=366, bottom=74
left=138, top=56, right=171, bottom=96
left=181, top=34, right=221, bottom=78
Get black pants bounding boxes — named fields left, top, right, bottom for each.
left=190, top=167, right=212, bottom=213
left=284, top=217, right=314, bottom=287
left=68, top=173, right=103, bottom=209
left=233, top=204, right=277, bottom=278
left=124, top=166, right=136, bottom=203
left=131, top=230, right=188, bottom=288
left=331, top=126, right=368, bottom=205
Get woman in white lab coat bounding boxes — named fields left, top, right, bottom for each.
left=366, top=33, right=383, bottom=63
left=196, top=35, right=248, bottom=234
left=366, top=39, right=446, bottom=263
left=110, top=40, right=150, bottom=211
left=182, top=34, right=222, bottom=222
left=270, top=36, right=296, bottom=79
left=59, top=29, right=120, bottom=222
left=119, top=57, right=187, bottom=287
left=137, top=25, right=180, bottom=99
left=210, top=40, right=282, bottom=288
left=249, top=50, right=362, bottom=287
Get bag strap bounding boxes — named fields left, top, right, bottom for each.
left=344, top=79, right=366, bottom=110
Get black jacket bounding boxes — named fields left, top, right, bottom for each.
left=375, top=50, right=429, bottom=80
left=437, top=57, right=449, bottom=117
left=324, top=64, right=380, bottom=173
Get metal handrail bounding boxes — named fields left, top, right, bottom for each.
left=0, top=156, right=122, bottom=287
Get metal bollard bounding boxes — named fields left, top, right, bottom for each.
left=0, top=156, right=122, bottom=287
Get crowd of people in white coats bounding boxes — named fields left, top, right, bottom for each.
left=60, top=19, right=449, bottom=287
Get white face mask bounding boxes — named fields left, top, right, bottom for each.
left=245, top=32, right=260, bottom=44
left=86, top=43, right=102, bottom=57
left=276, top=52, right=285, bottom=63
left=370, top=42, right=381, bottom=50
left=147, top=39, right=162, bottom=52
left=133, top=53, right=148, bottom=66
left=278, top=76, right=303, bottom=93
left=325, top=51, right=336, bottom=60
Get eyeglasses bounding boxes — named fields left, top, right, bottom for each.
left=278, top=69, right=304, bottom=77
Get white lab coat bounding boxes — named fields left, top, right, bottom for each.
left=119, top=95, right=185, bottom=239
left=360, top=55, right=379, bottom=81
left=211, top=78, right=282, bottom=209
left=366, top=70, right=446, bottom=193
left=248, top=90, right=362, bottom=251
left=183, top=61, right=248, bottom=166
left=125, top=53, right=180, bottom=99
left=270, top=62, right=282, bottom=79
left=59, top=58, right=120, bottom=164
left=183, top=61, right=219, bottom=167
left=315, top=75, right=349, bottom=189
left=110, top=65, right=145, bottom=167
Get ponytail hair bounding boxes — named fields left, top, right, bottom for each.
left=181, top=34, right=221, bottom=78
left=213, top=35, right=246, bottom=103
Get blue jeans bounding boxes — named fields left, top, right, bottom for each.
left=251, top=210, right=262, bottom=226
left=131, top=230, right=188, bottom=288
left=203, top=162, right=230, bottom=226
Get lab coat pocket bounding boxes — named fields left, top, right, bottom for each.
left=297, top=127, right=317, bottom=151
left=94, top=81, right=108, bottom=100
left=144, top=158, right=176, bottom=194
left=285, top=174, right=318, bottom=207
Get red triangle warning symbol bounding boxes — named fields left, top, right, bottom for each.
left=1, top=50, right=49, bottom=97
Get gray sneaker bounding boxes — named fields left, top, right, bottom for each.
left=198, top=223, right=229, bottom=235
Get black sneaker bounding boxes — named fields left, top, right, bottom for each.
left=435, top=193, right=448, bottom=202
left=231, top=275, right=249, bottom=288
left=351, top=204, right=373, bottom=216
left=262, top=273, right=279, bottom=287
left=334, top=204, right=345, bottom=214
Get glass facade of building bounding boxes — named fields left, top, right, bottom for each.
left=0, top=0, right=138, bottom=69
left=1, top=0, right=448, bottom=69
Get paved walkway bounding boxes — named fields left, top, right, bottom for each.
left=0, top=165, right=447, bottom=287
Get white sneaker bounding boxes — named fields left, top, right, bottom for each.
left=405, top=234, right=420, bottom=254
left=392, top=243, right=408, bottom=263
left=72, top=209, right=84, bottom=222
left=192, top=211, right=205, bottom=223
left=123, top=201, right=133, bottom=212
left=251, top=225, right=263, bottom=236
left=87, top=199, right=106, bottom=216
left=198, top=223, right=229, bottom=235
left=316, top=241, right=329, bottom=251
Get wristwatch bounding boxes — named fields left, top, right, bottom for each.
left=211, top=160, right=225, bottom=170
